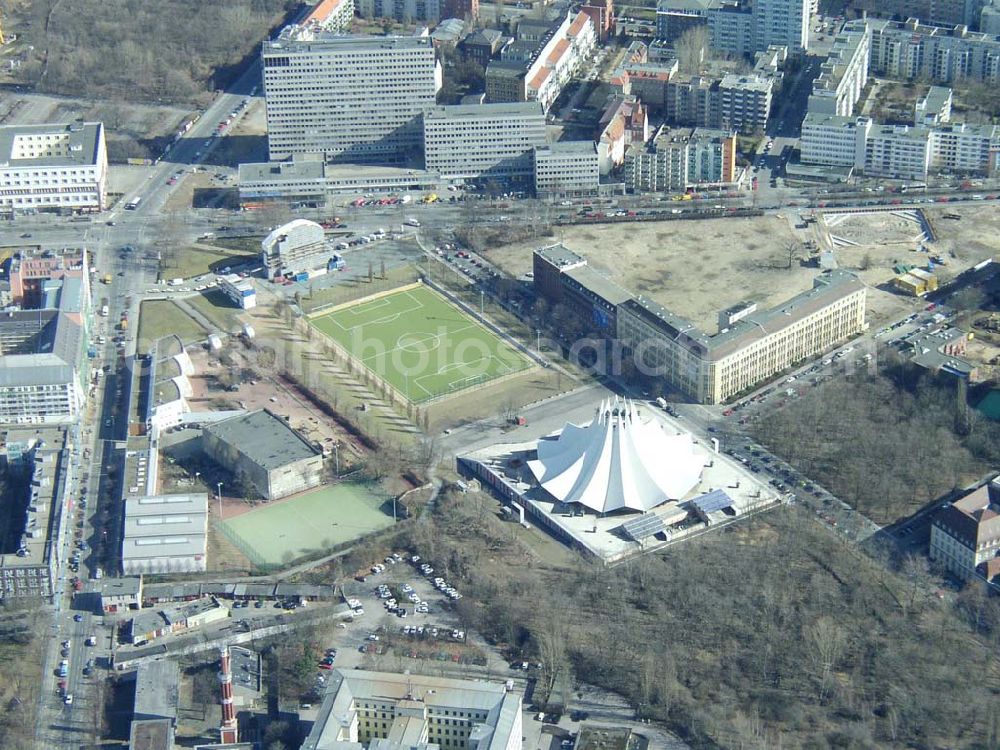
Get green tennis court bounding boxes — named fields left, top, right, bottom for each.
left=220, top=483, right=394, bottom=566
left=310, top=285, right=532, bottom=403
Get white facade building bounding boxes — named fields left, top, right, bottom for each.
left=533, top=141, right=600, bottom=197
left=121, top=494, right=208, bottom=576
left=219, top=274, right=257, bottom=310
left=0, top=122, right=108, bottom=213
left=260, top=218, right=328, bottom=279
left=529, top=398, right=705, bottom=513
left=262, top=35, right=442, bottom=162
left=915, top=86, right=953, bottom=126
left=302, top=669, right=523, bottom=750
left=753, top=0, right=810, bottom=53
left=423, top=103, right=547, bottom=184
left=800, top=113, right=871, bottom=167
left=867, top=17, right=1000, bottom=84
left=808, top=22, right=870, bottom=117
left=718, top=74, right=773, bottom=133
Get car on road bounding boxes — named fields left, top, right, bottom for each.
left=64, top=694, right=73, bottom=705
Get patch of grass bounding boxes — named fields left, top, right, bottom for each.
left=161, top=244, right=256, bottom=280
left=137, top=300, right=207, bottom=352
left=188, top=289, right=243, bottom=333
left=311, top=285, right=533, bottom=403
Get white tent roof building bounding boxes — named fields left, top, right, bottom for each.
left=528, top=398, right=705, bottom=514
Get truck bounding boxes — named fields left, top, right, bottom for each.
left=169, top=278, right=184, bottom=286
left=100, top=305, right=109, bottom=317
left=403, top=218, right=420, bottom=227
left=655, top=397, right=667, bottom=409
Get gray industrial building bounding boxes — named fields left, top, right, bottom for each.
left=202, top=410, right=324, bottom=501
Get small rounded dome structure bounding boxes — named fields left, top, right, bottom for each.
left=527, top=397, right=704, bottom=514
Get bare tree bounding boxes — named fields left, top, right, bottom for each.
left=674, top=25, right=709, bottom=74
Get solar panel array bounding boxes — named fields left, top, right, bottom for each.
left=693, top=489, right=734, bottom=514
left=622, top=512, right=667, bottom=541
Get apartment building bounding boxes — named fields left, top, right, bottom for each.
left=915, top=86, right=953, bottom=126
left=596, top=96, right=649, bottom=174
left=534, top=142, right=600, bottom=197
left=0, top=253, right=91, bottom=425
left=261, top=35, right=442, bottom=162
left=930, top=476, right=1000, bottom=581
left=867, top=17, right=1000, bottom=84
left=808, top=22, right=870, bottom=117
left=485, top=10, right=596, bottom=112
left=302, top=669, right=523, bottom=750
left=461, top=28, right=508, bottom=66
left=422, top=102, right=546, bottom=184
left=624, top=125, right=737, bottom=192
left=534, top=246, right=865, bottom=404
left=718, top=73, right=772, bottom=133
left=929, top=122, right=1000, bottom=173
left=0, top=122, right=107, bottom=213
left=655, top=0, right=809, bottom=57
left=802, top=112, right=1000, bottom=178
left=356, top=0, right=441, bottom=22
left=753, top=0, right=809, bottom=53
left=0, top=429, right=70, bottom=601
left=278, top=0, right=354, bottom=39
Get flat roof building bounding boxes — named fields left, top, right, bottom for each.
left=423, top=103, right=547, bottom=184
left=302, top=669, right=523, bottom=750
left=534, top=245, right=867, bottom=404
left=121, top=494, right=208, bottom=576
left=867, top=17, right=1000, bottom=84
left=0, top=428, right=69, bottom=600
left=262, top=35, right=442, bottom=163
left=533, top=141, right=600, bottom=198
left=0, top=122, right=108, bottom=213
left=808, top=22, right=870, bottom=117
left=202, top=409, right=324, bottom=501
left=624, top=125, right=737, bottom=193
left=0, top=252, right=92, bottom=425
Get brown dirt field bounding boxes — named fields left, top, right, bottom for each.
left=484, top=215, right=816, bottom=334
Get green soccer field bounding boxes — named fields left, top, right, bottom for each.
left=220, top=483, right=394, bottom=566
left=310, top=285, right=533, bottom=403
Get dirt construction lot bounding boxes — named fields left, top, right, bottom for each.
left=487, top=215, right=819, bottom=334
left=487, top=205, right=1000, bottom=335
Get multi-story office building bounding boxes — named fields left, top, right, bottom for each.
left=930, top=476, right=1000, bottom=581
left=596, top=96, right=649, bottom=174
left=0, top=429, right=70, bottom=601
left=534, top=142, right=601, bottom=197
left=219, top=274, right=257, bottom=310
left=624, top=125, right=737, bottom=192
left=718, top=73, right=772, bottom=133
left=0, top=253, right=91, bottom=425
left=422, top=102, right=546, bottom=184
left=302, top=669, right=523, bottom=750
left=800, top=112, right=870, bottom=167
left=0, top=122, right=107, bottom=213
left=262, top=35, right=442, bottom=162
left=534, top=245, right=866, bottom=404
left=808, top=22, right=870, bottom=117
left=867, top=17, right=1000, bottom=84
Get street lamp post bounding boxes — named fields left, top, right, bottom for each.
left=333, top=442, right=340, bottom=477
left=217, top=482, right=223, bottom=519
